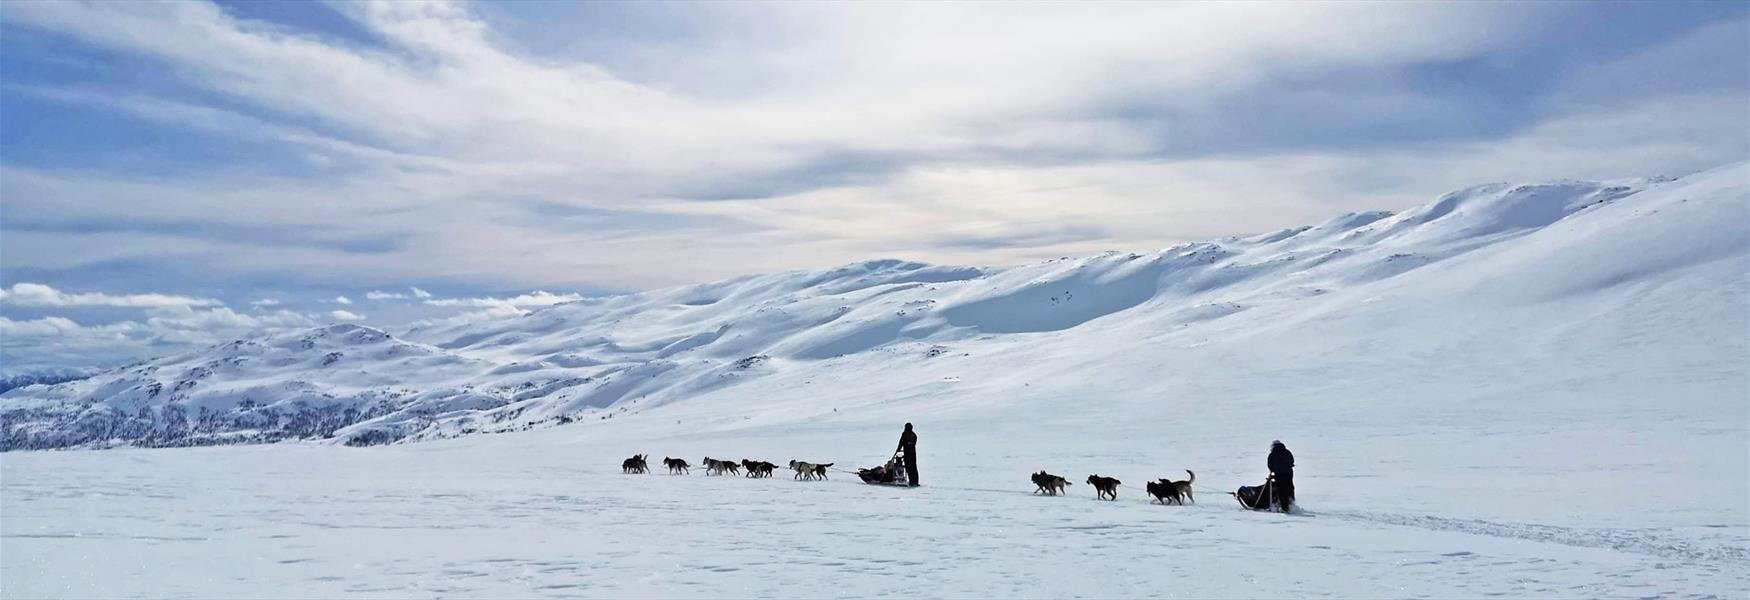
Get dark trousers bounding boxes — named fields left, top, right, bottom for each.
left=902, top=450, right=919, bottom=486
left=1273, top=474, right=1294, bottom=510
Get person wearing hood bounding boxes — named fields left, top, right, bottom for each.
left=1268, top=440, right=1295, bottom=511
left=895, top=423, right=919, bottom=487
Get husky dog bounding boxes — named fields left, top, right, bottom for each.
left=1086, top=474, right=1121, bottom=501
left=621, top=454, right=648, bottom=474
left=1031, top=470, right=1070, bottom=496
left=1145, top=480, right=1173, bottom=504
left=662, top=457, right=690, bottom=475
left=1165, top=470, right=1195, bottom=504
left=703, top=457, right=739, bottom=476
left=741, top=459, right=778, bottom=478
left=789, top=460, right=832, bottom=481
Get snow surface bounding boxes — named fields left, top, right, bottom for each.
left=3, top=163, right=1747, bottom=597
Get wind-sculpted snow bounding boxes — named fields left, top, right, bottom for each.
left=4, top=165, right=1745, bottom=451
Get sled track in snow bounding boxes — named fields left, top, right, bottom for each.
left=1322, top=510, right=1750, bottom=564
left=907, top=481, right=1748, bottom=565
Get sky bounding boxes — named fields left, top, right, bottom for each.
left=1, top=1, right=1747, bottom=374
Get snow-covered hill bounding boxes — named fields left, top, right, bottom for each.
left=4, top=164, right=1744, bottom=452
left=4, top=164, right=1745, bottom=598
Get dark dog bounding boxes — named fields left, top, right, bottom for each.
left=1147, top=470, right=1195, bottom=505
left=1086, top=474, right=1121, bottom=500
left=1146, top=479, right=1172, bottom=504
left=622, top=454, right=648, bottom=474
left=662, top=457, right=689, bottom=475
left=741, top=459, right=778, bottom=478
left=1031, top=470, right=1070, bottom=496
left=812, top=463, right=833, bottom=480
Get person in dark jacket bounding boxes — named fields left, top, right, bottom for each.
left=1267, top=440, right=1295, bottom=511
left=896, top=423, right=919, bottom=487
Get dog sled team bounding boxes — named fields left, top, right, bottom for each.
left=619, top=424, right=1299, bottom=513
left=1030, top=441, right=1296, bottom=511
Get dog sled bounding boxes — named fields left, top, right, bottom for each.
left=857, top=455, right=910, bottom=486
left=1233, top=476, right=1296, bottom=513
left=1233, top=479, right=1273, bottom=510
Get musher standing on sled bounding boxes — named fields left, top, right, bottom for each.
left=896, top=423, right=919, bottom=487
left=1268, top=440, right=1295, bottom=511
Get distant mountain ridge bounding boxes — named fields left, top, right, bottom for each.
left=0, top=368, right=99, bottom=395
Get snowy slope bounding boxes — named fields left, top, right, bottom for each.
left=4, top=165, right=1742, bottom=454
left=2, top=163, right=1746, bottom=598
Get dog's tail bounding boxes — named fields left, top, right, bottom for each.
left=818, top=463, right=833, bottom=468
left=1186, top=470, right=1195, bottom=483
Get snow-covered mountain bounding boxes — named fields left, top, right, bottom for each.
left=0, top=367, right=96, bottom=395
left=4, top=163, right=1744, bottom=452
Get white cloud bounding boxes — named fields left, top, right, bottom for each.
left=250, top=298, right=282, bottom=307
left=365, top=290, right=406, bottom=301
left=423, top=291, right=581, bottom=309
left=0, top=2, right=1576, bottom=212
left=0, top=0, right=1740, bottom=296
left=0, top=308, right=317, bottom=372
left=414, top=290, right=582, bottom=321
left=0, top=282, right=223, bottom=308
left=0, top=315, right=133, bottom=338
left=402, top=303, right=532, bottom=331
left=329, top=309, right=364, bottom=321
left=333, top=296, right=353, bottom=305
left=410, top=287, right=432, bottom=299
